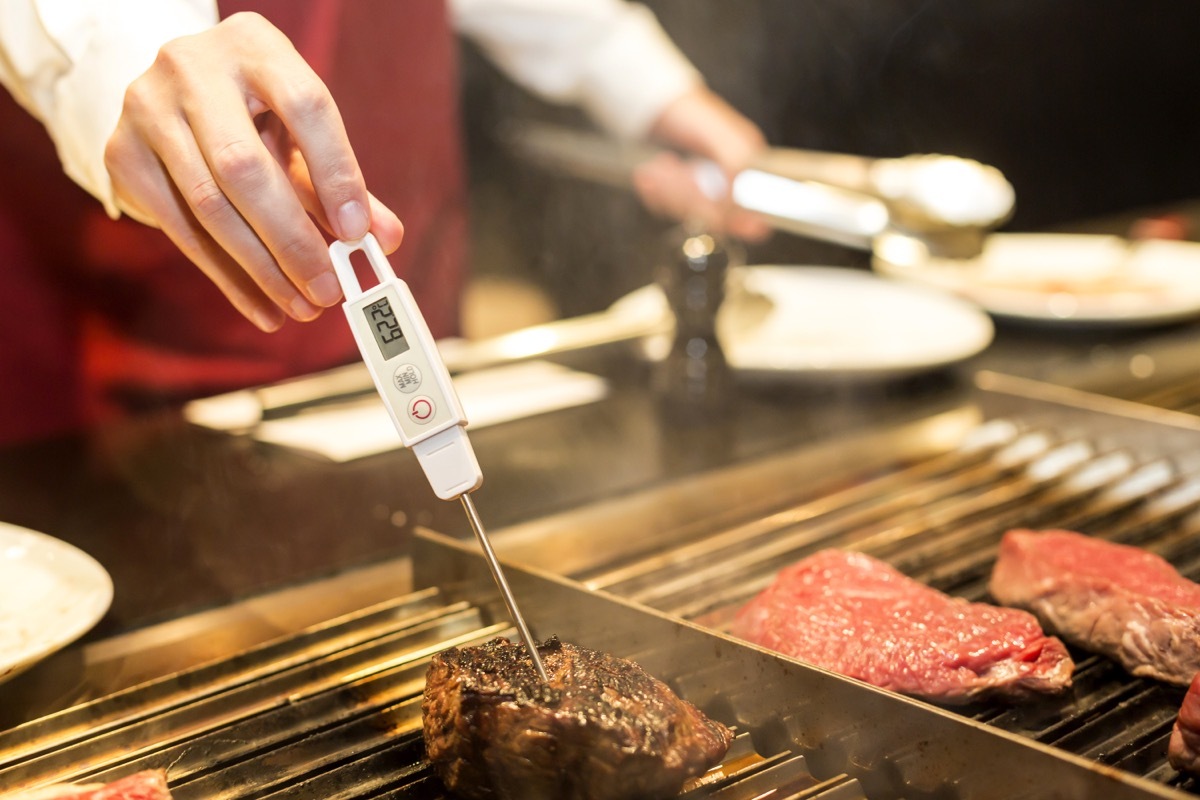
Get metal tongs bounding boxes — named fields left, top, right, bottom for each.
left=506, top=121, right=1015, bottom=259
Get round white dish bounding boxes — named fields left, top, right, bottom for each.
left=610, top=265, right=994, bottom=380
left=0, top=522, right=113, bottom=684
left=873, top=232, right=1200, bottom=326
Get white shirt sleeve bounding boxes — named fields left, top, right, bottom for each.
left=0, top=0, right=216, bottom=216
left=0, top=0, right=700, bottom=216
left=449, top=0, right=703, bottom=140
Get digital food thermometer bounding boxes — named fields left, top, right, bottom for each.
left=329, top=234, right=548, bottom=682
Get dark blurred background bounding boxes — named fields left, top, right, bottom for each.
left=458, top=1, right=1200, bottom=320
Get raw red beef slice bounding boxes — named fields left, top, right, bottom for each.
left=990, top=529, right=1200, bottom=685
left=8, top=770, right=172, bottom=799
left=1170, top=672, right=1200, bottom=775
left=732, top=548, right=1073, bottom=703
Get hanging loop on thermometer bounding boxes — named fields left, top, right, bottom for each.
left=329, top=234, right=482, bottom=500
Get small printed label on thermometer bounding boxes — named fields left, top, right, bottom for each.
left=393, top=364, right=422, bottom=393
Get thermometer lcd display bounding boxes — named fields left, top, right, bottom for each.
left=364, top=297, right=410, bottom=360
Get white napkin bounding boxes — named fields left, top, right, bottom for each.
left=250, top=360, right=607, bottom=462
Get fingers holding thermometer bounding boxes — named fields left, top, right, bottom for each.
left=103, top=12, right=404, bottom=331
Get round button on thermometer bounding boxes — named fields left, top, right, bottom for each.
left=408, top=395, right=436, bottom=424
left=393, top=363, right=422, bottom=394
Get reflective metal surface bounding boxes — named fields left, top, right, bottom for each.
left=482, top=375, right=1200, bottom=796
left=415, top=529, right=1186, bottom=800
left=6, top=383, right=1200, bottom=798
left=0, top=552, right=869, bottom=799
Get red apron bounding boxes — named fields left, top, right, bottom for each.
left=0, top=0, right=467, bottom=444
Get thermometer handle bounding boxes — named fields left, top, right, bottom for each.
left=330, top=235, right=482, bottom=500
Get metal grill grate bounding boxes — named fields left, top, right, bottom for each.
left=12, top=387, right=1200, bottom=800
left=1130, top=376, right=1200, bottom=417
left=561, top=418, right=1200, bottom=795
left=0, top=588, right=866, bottom=800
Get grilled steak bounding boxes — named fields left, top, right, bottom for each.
left=731, top=548, right=1073, bottom=703
left=1170, top=672, right=1200, bottom=775
left=990, top=529, right=1200, bottom=685
left=422, top=635, right=732, bottom=800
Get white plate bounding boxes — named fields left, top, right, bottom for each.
left=0, top=522, right=112, bottom=684
left=610, top=265, right=994, bottom=380
left=873, top=232, right=1200, bottom=326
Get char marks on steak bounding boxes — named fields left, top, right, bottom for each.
left=1170, top=672, right=1200, bottom=775
left=731, top=548, right=1073, bottom=703
left=422, top=636, right=732, bottom=800
left=990, top=529, right=1200, bottom=685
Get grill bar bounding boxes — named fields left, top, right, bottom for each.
left=1130, top=374, right=1200, bottom=414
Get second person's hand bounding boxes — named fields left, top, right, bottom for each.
left=634, top=85, right=771, bottom=243
left=103, top=12, right=405, bottom=332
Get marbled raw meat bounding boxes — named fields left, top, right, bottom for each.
left=990, top=529, right=1200, bottom=685
left=1169, top=672, right=1200, bottom=775
left=732, top=548, right=1073, bottom=703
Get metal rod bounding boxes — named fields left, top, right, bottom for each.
left=460, top=492, right=549, bottom=683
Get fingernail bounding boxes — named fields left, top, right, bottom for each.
left=336, top=200, right=369, bottom=240
left=254, top=308, right=284, bottom=332
left=307, top=272, right=342, bottom=306
left=290, top=295, right=321, bottom=321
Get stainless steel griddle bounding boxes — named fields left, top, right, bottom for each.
left=5, top=376, right=1200, bottom=798
left=0, top=558, right=879, bottom=800
left=0, top=520, right=1189, bottom=798
left=484, top=372, right=1200, bottom=798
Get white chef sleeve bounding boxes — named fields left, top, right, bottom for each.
left=0, top=0, right=216, bottom=217
left=449, top=0, right=703, bottom=140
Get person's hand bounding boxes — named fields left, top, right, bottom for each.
left=633, top=86, right=770, bottom=242
left=103, top=12, right=405, bottom=332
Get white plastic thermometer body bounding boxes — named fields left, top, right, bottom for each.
left=329, top=234, right=481, bottom=500
left=328, top=235, right=549, bottom=683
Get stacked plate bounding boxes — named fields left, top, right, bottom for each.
left=874, top=232, right=1200, bottom=327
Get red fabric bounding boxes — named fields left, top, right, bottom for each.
left=0, top=0, right=467, bottom=443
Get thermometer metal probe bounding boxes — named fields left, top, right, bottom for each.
left=329, top=234, right=549, bottom=683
